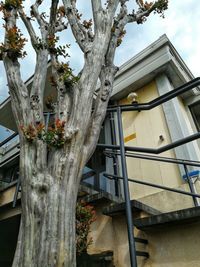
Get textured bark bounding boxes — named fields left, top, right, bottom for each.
left=0, top=0, right=168, bottom=266
left=12, top=141, right=83, bottom=267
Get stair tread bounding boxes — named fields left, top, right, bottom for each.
left=103, top=199, right=161, bottom=216
left=134, top=206, right=200, bottom=231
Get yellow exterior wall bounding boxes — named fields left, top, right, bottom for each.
left=88, top=204, right=148, bottom=267
left=146, top=222, right=200, bottom=267
left=119, top=81, right=181, bottom=200
left=88, top=206, right=200, bottom=267
left=0, top=186, right=16, bottom=207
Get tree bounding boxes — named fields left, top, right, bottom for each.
left=0, top=0, right=168, bottom=266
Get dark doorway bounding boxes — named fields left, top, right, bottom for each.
left=77, top=253, right=114, bottom=267
left=0, top=214, right=20, bottom=267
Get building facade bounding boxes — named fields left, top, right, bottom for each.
left=0, top=34, right=200, bottom=267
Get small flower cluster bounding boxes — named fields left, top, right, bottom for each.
left=57, top=5, right=66, bottom=17
left=47, top=35, right=70, bottom=58
left=44, top=119, right=66, bottom=148
left=0, top=0, right=23, bottom=11
left=33, top=36, right=70, bottom=58
left=82, top=19, right=93, bottom=29
left=20, top=119, right=66, bottom=148
left=76, top=201, right=96, bottom=255
left=20, top=124, right=39, bottom=142
left=0, top=26, right=27, bottom=60
left=117, top=29, right=126, bottom=47
left=45, top=94, right=55, bottom=110
left=57, top=62, right=79, bottom=89
left=153, top=0, right=168, bottom=18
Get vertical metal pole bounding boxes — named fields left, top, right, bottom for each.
left=117, top=106, right=137, bottom=267
left=13, top=179, right=21, bottom=208
left=109, top=112, right=120, bottom=196
left=45, top=112, right=50, bottom=131
left=183, top=164, right=199, bottom=207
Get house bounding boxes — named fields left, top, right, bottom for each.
left=0, top=34, right=200, bottom=267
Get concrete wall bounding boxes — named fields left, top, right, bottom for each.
left=138, top=183, right=195, bottom=212
left=88, top=203, right=147, bottom=267
left=146, top=222, right=200, bottom=267
left=88, top=203, right=200, bottom=267
left=119, top=81, right=181, bottom=200
left=0, top=185, right=16, bottom=207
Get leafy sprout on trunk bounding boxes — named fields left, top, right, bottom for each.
left=76, top=201, right=96, bottom=256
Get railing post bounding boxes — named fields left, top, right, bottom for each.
left=13, top=178, right=21, bottom=208
left=117, top=106, right=137, bottom=267
left=183, top=164, right=199, bottom=207
left=45, top=112, right=50, bottom=131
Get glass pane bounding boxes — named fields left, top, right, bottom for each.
left=190, top=102, right=200, bottom=131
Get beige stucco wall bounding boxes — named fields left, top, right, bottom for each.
left=87, top=203, right=115, bottom=255
left=146, top=222, right=200, bottom=267
left=88, top=204, right=200, bottom=267
left=0, top=185, right=16, bottom=207
left=88, top=203, right=149, bottom=267
left=138, top=183, right=195, bottom=212
left=119, top=81, right=181, bottom=200
left=87, top=80, right=200, bottom=267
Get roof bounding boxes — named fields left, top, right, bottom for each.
left=112, top=34, right=199, bottom=100
left=0, top=34, right=198, bottom=131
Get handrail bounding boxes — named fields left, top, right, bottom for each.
left=104, top=173, right=200, bottom=199
left=107, top=77, right=200, bottom=112
left=104, top=151, right=200, bottom=168
left=98, top=132, right=200, bottom=154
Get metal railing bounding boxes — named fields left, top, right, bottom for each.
left=1, top=78, right=200, bottom=267
left=97, top=78, right=200, bottom=267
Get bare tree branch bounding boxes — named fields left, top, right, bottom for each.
left=136, top=0, right=145, bottom=9
left=18, top=9, right=38, bottom=48
left=55, top=22, right=68, bottom=33
left=62, top=0, right=88, bottom=52
left=48, top=0, right=59, bottom=35
left=3, top=9, right=31, bottom=126
left=106, top=0, right=120, bottom=14
left=82, top=64, right=118, bottom=164
left=31, top=0, right=48, bottom=39
left=30, top=49, right=49, bottom=123
left=129, top=0, right=168, bottom=23
left=91, top=0, right=102, bottom=31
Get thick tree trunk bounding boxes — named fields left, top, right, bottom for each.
left=1, top=1, right=167, bottom=267
left=12, top=142, right=82, bottom=267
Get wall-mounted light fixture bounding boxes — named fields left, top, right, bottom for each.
left=127, top=92, right=138, bottom=104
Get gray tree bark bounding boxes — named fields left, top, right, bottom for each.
left=0, top=0, right=168, bottom=266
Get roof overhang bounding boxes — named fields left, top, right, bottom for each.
left=0, top=66, right=53, bottom=131
left=0, top=34, right=199, bottom=131
left=111, top=34, right=199, bottom=100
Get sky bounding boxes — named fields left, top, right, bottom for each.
left=0, top=0, right=200, bottom=104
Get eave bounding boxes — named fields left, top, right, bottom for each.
left=0, top=34, right=198, bottom=131
left=111, top=34, right=199, bottom=100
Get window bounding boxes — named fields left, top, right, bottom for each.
left=82, top=114, right=121, bottom=197
left=190, top=101, right=200, bottom=131
left=82, top=123, right=107, bottom=191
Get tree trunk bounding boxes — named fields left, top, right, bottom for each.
left=12, top=141, right=83, bottom=267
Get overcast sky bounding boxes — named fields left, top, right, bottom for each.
left=0, top=0, right=199, bottom=103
